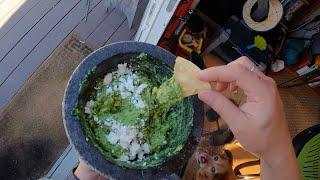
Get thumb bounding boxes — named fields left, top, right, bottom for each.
left=198, top=90, right=243, bottom=126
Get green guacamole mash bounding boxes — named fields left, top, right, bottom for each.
left=72, top=53, right=194, bottom=169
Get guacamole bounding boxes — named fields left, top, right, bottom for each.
left=72, top=53, right=193, bottom=168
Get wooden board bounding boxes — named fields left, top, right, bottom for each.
left=0, top=0, right=22, bottom=20
left=0, top=0, right=41, bottom=39
left=0, top=0, right=145, bottom=110
left=86, top=9, right=126, bottom=49
left=104, top=20, right=135, bottom=44
left=0, top=0, right=65, bottom=86
left=73, top=3, right=114, bottom=42
left=0, top=0, right=61, bottom=62
left=46, top=145, right=79, bottom=180
left=104, top=0, right=147, bottom=44
left=0, top=0, right=100, bottom=109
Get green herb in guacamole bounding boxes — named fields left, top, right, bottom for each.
left=72, top=53, right=193, bottom=169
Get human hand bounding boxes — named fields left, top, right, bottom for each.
left=197, top=56, right=300, bottom=179
left=74, top=160, right=107, bottom=180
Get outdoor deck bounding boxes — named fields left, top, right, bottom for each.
left=0, top=0, right=145, bottom=111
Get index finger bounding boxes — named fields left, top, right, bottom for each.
left=198, top=64, right=267, bottom=95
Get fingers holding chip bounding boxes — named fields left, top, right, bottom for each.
left=173, top=57, right=211, bottom=98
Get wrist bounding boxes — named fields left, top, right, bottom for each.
left=260, top=134, right=301, bottom=180
left=260, top=140, right=295, bottom=167
left=260, top=118, right=293, bottom=161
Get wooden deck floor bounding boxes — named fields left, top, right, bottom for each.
left=0, top=0, right=146, bottom=111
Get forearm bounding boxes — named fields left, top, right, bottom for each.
left=260, top=135, right=301, bottom=180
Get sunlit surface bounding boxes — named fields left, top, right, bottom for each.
left=0, top=0, right=27, bottom=29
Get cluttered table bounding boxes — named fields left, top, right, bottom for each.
left=283, top=66, right=320, bottom=97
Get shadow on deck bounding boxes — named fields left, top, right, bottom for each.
left=0, top=0, right=147, bottom=179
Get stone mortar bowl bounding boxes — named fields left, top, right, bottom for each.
left=62, top=42, right=203, bottom=179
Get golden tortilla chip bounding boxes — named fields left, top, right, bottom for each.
left=173, top=57, right=211, bottom=97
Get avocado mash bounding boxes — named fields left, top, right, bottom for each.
left=72, top=53, right=193, bottom=169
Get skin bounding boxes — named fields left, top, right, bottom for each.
left=197, top=56, right=301, bottom=180
left=74, top=160, right=106, bottom=180
left=74, top=56, right=301, bottom=180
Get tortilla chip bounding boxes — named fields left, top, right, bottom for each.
left=173, top=57, right=211, bottom=97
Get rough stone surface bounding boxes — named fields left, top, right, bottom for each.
left=63, top=41, right=204, bottom=179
